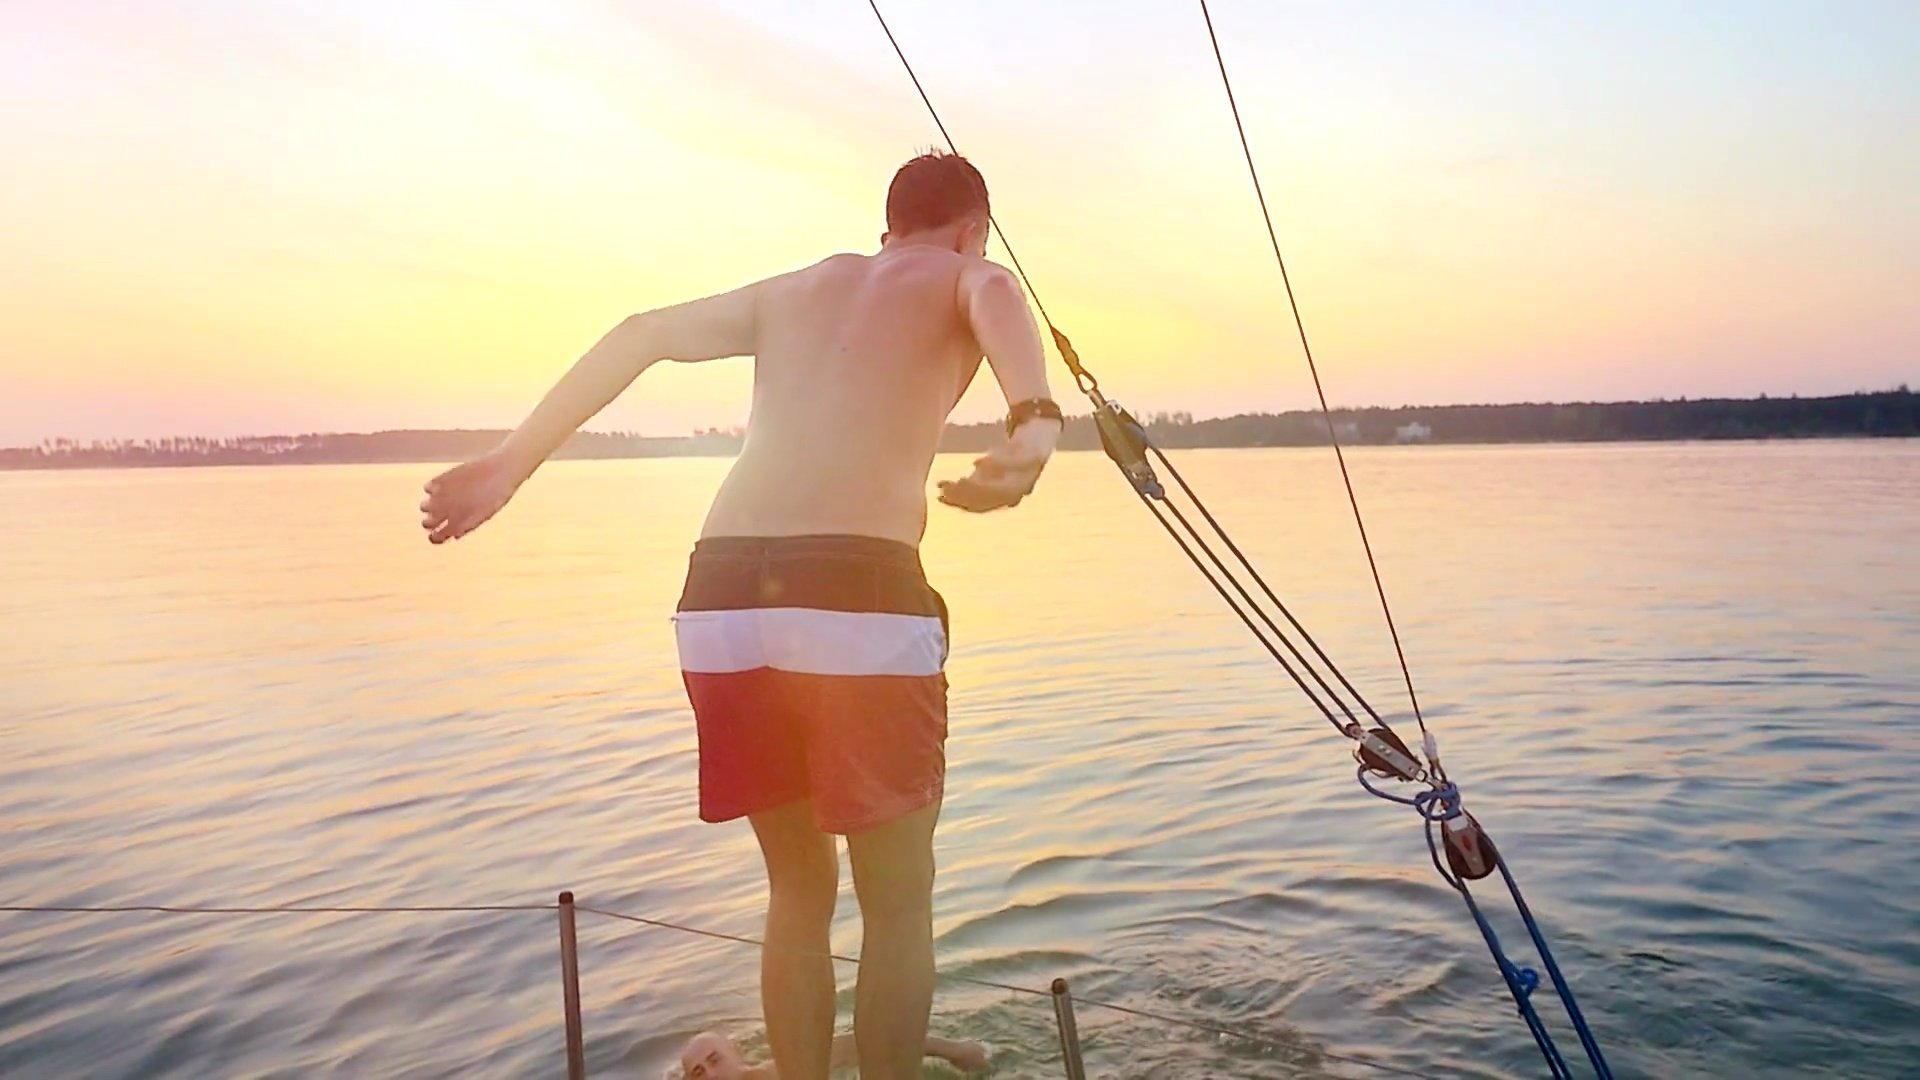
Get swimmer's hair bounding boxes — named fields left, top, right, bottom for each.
left=886, top=148, right=989, bottom=234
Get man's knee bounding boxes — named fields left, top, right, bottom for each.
left=753, top=806, right=840, bottom=920
left=767, top=845, right=838, bottom=916
left=847, top=809, right=938, bottom=923
left=854, top=866, right=933, bottom=926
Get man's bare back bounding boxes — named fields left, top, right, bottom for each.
left=704, top=244, right=1033, bottom=544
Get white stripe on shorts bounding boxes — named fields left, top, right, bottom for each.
left=673, top=607, right=946, bottom=677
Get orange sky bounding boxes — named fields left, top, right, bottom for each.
left=1, top=1, right=1914, bottom=444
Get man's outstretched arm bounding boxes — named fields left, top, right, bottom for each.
left=496, top=283, right=759, bottom=476
left=938, top=260, right=1063, bottom=513
left=419, top=281, right=759, bottom=544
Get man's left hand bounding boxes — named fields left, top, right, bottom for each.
left=937, top=437, right=1049, bottom=513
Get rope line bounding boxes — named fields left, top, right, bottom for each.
left=864, top=0, right=1387, bottom=743
left=1195, top=0, right=1433, bottom=757
left=862, top=0, right=1409, bottom=757
left=1193, top=9, right=1613, bottom=1074
left=1155, top=465, right=1368, bottom=729
left=864, top=0, right=1059, bottom=339
left=1146, top=440, right=1386, bottom=726
left=858, top=2, right=1613, bottom=1074
left=1423, top=827, right=1574, bottom=1078
left=1136, top=492, right=1349, bottom=731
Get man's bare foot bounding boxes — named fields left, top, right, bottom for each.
left=945, top=1039, right=991, bottom=1072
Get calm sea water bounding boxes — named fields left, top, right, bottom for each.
left=3, top=441, right=1917, bottom=1079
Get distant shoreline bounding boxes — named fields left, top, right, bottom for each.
left=6, top=388, right=1912, bottom=470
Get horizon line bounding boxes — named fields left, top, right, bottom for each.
left=11, top=384, right=1912, bottom=450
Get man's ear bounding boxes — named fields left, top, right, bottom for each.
left=879, top=231, right=891, bottom=246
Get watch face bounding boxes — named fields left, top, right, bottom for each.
left=1007, top=399, right=1062, bottom=434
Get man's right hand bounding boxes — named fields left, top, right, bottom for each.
left=420, top=449, right=526, bottom=544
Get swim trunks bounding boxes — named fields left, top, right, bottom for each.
left=673, top=535, right=949, bottom=834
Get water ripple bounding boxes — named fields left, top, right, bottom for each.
left=3, top=444, right=1918, bottom=1077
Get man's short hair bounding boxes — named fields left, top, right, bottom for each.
left=885, top=150, right=989, bottom=234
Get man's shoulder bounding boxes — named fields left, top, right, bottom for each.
left=956, top=251, right=1015, bottom=278
left=782, top=252, right=865, bottom=281
left=955, top=255, right=1020, bottom=303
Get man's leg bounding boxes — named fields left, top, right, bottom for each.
left=845, top=799, right=941, bottom=1080
left=749, top=800, right=839, bottom=1080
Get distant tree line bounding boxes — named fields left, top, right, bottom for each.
left=0, top=428, right=747, bottom=470
left=4, top=387, right=1912, bottom=470
left=934, top=387, right=1918, bottom=451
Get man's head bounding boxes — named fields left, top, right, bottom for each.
left=679, top=1031, right=749, bottom=1080
left=883, top=149, right=990, bottom=255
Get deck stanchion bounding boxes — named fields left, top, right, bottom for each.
left=558, top=891, right=586, bottom=1080
left=1051, top=977, right=1088, bottom=1080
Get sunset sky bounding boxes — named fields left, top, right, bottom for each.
left=1, top=0, right=1914, bottom=445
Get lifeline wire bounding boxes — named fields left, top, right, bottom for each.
left=577, top=904, right=1431, bottom=1079
left=0, top=903, right=553, bottom=914
left=0, top=899, right=1425, bottom=1078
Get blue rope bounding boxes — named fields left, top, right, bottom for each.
left=1494, top=858, right=1616, bottom=1077
left=1350, top=778, right=1614, bottom=1078
left=1355, top=765, right=1423, bottom=806
left=1424, top=818, right=1573, bottom=1079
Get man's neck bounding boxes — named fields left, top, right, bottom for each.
left=883, top=230, right=958, bottom=252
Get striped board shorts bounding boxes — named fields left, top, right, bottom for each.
left=672, top=534, right=949, bottom=835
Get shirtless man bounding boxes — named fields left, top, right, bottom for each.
left=678, top=1029, right=989, bottom=1079
left=420, top=152, right=1060, bottom=1079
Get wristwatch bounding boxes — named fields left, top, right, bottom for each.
left=1005, top=398, right=1065, bottom=436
